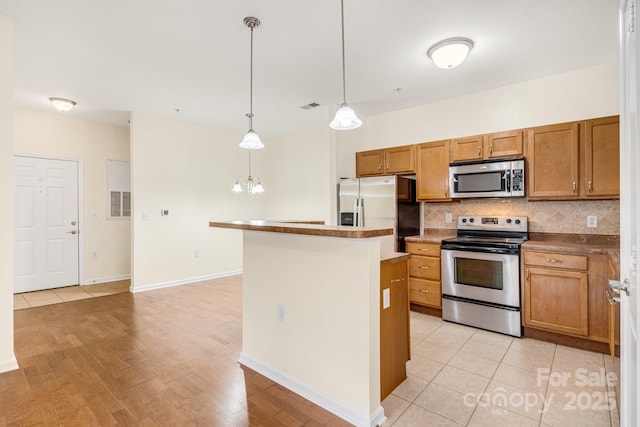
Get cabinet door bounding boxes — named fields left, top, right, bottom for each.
left=583, top=116, right=620, bottom=199
left=486, top=130, right=523, bottom=158
left=416, top=140, right=451, bottom=201
left=450, top=135, right=484, bottom=162
left=523, top=266, right=589, bottom=336
left=380, top=261, right=409, bottom=400
left=526, top=122, right=579, bottom=199
left=356, top=149, right=385, bottom=177
left=385, top=145, right=415, bottom=174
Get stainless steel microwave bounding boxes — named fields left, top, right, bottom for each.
left=449, top=157, right=525, bottom=198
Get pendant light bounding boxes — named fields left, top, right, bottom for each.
left=239, top=16, right=264, bottom=149
left=232, top=150, right=264, bottom=194
left=330, top=0, right=362, bottom=130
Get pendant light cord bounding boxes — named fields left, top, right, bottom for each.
left=340, top=0, right=347, bottom=103
left=249, top=24, right=254, bottom=129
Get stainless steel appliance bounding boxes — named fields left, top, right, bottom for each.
left=338, top=176, right=421, bottom=252
left=449, top=157, right=525, bottom=199
left=441, top=215, right=528, bottom=336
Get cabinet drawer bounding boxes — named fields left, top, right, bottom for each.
left=523, top=251, right=588, bottom=270
left=409, top=278, right=441, bottom=307
left=406, top=242, right=440, bottom=256
left=409, top=256, right=440, bottom=280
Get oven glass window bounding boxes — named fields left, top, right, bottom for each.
left=455, top=171, right=504, bottom=193
left=454, top=257, right=503, bottom=290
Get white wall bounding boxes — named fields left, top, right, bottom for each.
left=264, top=127, right=334, bottom=223
left=13, top=109, right=131, bottom=284
left=130, top=112, right=266, bottom=291
left=0, top=15, right=17, bottom=373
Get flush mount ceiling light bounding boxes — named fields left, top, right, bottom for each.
left=232, top=150, right=264, bottom=194
left=239, top=16, right=264, bottom=150
left=330, top=0, right=362, bottom=131
left=427, top=37, right=474, bottom=69
left=49, top=97, right=76, bottom=112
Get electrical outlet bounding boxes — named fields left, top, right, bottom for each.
left=194, top=249, right=200, bottom=258
left=277, top=304, right=286, bottom=323
left=445, top=213, right=453, bottom=223
left=587, top=215, right=598, bottom=228
left=142, top=211, right=149, bottom=221
left=91, top=251, right=98, bottom=259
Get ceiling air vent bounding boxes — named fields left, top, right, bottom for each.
left=300, top=102, right=320, bottom=110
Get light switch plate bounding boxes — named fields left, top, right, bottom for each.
left=382, top=288, right=391, bottom=309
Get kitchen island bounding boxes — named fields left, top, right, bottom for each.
left=209, top=220, right=394, bottom=427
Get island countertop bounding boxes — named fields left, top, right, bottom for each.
left=209, top=220, right=393, bottom=239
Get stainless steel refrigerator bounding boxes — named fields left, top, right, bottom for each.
left=337, top=176, right=421, bottom=252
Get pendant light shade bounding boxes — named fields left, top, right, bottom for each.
left=330, top=102, right=362, bottom=130
left=231, top=150, right=265, bottom=194
left=330, top=0, right=362, bottom=130
left=240, top=16, right=264, bottom=149
left=427, top=37, right=474, bottom=69
left=239, top=128, right=263, bottom=150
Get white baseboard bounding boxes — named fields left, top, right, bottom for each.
left=0, top=357, right=19, bottom=374
left=83, top=274, right=131, bottom=286
left=239, top=352, right=386, bottom=427
left=130, top=270, right=242, bottom=293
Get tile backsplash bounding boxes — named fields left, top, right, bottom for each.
left=424, top=199, right=619, bottom=235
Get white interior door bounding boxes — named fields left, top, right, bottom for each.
left=13, top=156, right=79, bottom=293
left=619, top=1, right=639, bottom=425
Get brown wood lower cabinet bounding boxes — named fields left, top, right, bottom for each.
left=522, top=248, right=619, bottom=352
left=380, top=258, right=410, bottom=400
left=406, top=242, right=442, bottom=315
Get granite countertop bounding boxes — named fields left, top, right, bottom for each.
left=209, top=220, right=393, bottom=239
left=405, top=228, right=457, bottom=243
left=523, top=233, right=620, bottom=280
left=380, top=252, right=411, bottom=265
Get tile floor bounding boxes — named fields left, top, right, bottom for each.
left=382, top=311, right=621, bottom=427
left=13, top=280, right=130, bottom=310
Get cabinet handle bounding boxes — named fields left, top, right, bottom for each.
left=418, top=248, right=430, bottom=252
left=545, top=258, right=563, bottom=263
left=588, top=181, right=593, bottom=193
left=378, top=163, right=382, bottom=171
left=489, top=144, right=493, bottom=155
left=526, top=269, right=529, bottom=280
left=477, top=146, right=481, bottom=157
left=386, top=162, right=390, bottom=170
left=418, top=289, right=430, bottom=293
left=390, top=278, right=404, bottom=283
left=418, top=266, right=429, bottom=270
left=572, top=181, right=577, bottom=193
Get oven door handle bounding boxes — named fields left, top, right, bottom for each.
left=441, top=244, right=519, bottom=255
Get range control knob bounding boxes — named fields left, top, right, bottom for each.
left=469, top=218, right=475, bottom=223
left=506, top=218, right=512, bottom=224
left=515, top=219, right=521, bottom=225
left=461, top=218, right=467, bottom=223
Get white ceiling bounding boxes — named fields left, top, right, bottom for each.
left=0, top=0, right=619, bottom=140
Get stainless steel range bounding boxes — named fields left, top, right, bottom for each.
left=441, top=215, right=528, bottom=337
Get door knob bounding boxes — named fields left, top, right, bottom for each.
left=608, top=279, right=630, bottom=296
left=67, top=230, right=77, bottom=235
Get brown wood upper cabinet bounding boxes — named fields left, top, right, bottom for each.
left=450, top=130, right=523, bottom=162
left=526, top=116, right=620, bottom=200
left=583, top=116, right=620, bottom=199
left=416, top=140, right=452, bottom=201
left=356, top=145, right=415, bottom=177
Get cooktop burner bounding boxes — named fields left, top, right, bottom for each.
left=442, top=215, right=529, bottom=250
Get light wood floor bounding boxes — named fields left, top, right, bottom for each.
left=3, top=275, right=622, bottom=426
left=2, top=275, right=350, bottom=426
